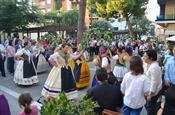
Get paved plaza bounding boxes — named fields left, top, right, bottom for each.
left=0, top=61, right=147, bottom=115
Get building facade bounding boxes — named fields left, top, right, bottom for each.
left=36, top=0, right=55, bottom=13
left=156, top=0, right=175, bottom=36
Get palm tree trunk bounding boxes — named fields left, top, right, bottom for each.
left=77, top=0, right=86, bottom=44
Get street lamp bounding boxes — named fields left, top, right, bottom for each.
left=57, top=12, right=62, bottom=32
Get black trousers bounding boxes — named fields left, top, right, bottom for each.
left=89, top=47, right=94, bottom=57
left=146, top=89, right=162, bottom=115
left=94, top=46, right=99, bottom=55
left=8, top=57, right=14, bottom=73
left=0, top=57, right=6, bottom=76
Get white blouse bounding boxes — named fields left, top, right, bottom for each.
left=49, top=52, right=74, bottom=62
left=101, top=57, right=109, bottom=68
left=144, top=62, right=162, bottom=96
left=121, top=72, right=149, bottom=109
left=0, top=44, right=6, bottom=58
left=15, top=48, right=31, bottom=61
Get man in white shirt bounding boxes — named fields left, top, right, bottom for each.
left=0, top=44, right=6, bottom=77
left=89, top=38, right=97, bottom=57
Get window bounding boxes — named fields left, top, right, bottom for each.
left=114, top=27, right=119, bottom=31
left=47, top=0, right=51, bottom=4
left=74, top=4, right=79, bottom=10
left=47, top=8, right=51, bottom=12
left=40, top=1, right=45, bottom=6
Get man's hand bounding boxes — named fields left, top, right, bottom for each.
left=165, top=80, right=171, bottom=87
left=147, top=95, right=152, bottom=101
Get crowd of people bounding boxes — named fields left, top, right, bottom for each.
left=0, top=35, right=175, bottom=115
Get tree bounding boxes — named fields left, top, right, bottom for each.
left=55, top=0, right=62, bottom=10
left=62, top=9, right=78, bottom=26
left=131, top=16, right=153, bottom=37
left=87, top=0, right=148, bottom=38
left=44, top=11, right=59, bottom=25
left=0, top=0, right=41, bottom=34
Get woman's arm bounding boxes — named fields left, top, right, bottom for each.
left=48, top=52, right=59, bottom=67
left=15, top=49, right=24, bottom=60
left=54, top=47, right=59, bottom=53
left=71, top=51, right=84, bottom=60
left=49, top=57, right=58, bottom=67
left=40, top=47, right=45, bottom=52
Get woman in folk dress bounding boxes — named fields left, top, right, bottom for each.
left=41, top=43, right=83, bottom=100
left=32, top=41, right=48, bottom=73
left=113, top=47, right=129, bottom=83
left=72, top=43, right=90, bottom=88
left=14, top=41, right=38, bottom=85
left=92, top=46, right=119, bottom=87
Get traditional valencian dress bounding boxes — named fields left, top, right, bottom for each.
left=113, top=53, right=129, bottom=83
left=32, top=45, right=48, bottom=73
left=72, top=51, right=90, bottom=88
left=14, top=48, right=38, bottom=85
left=41, top=50, right=78, bottom=100
left=92, top=56, right=116, bottom=87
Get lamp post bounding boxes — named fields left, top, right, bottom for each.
left=57, top=12, right=62, bottom=32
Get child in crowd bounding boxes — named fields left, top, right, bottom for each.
left=18, top=92, right=38, bottom=115
left=108, top=75, right=117, bottom=85
left=121, top=56, right=149, bottom=115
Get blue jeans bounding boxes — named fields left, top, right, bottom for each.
left=123, top=104, right=142, bottom=115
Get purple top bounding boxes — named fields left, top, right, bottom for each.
left=18, top=105, right=38, bottom=115
left=0, top=94, right=11, bottom=115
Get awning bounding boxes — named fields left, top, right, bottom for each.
left=166, top=35, right=175, bottom=41
left=165, top=30, right=175, bottom=35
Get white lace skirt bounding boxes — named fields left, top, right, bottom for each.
left=37, top=54, right=49, bottom=73
left=14, top=60, right=38, bottom=85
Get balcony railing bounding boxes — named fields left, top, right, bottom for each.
left=158, top=0, right=175, bottom=4
left=156, top=14, right=175, bottom=20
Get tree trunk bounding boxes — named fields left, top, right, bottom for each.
left=126, top=17, right=134, bottom=38
left=77, top=0, right=86, bottom=44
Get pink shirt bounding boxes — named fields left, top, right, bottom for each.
left=7, top=45, right=15, bottom=57
left=18, top=105, right=38, bottom=115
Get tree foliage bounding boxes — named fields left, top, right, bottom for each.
left=82, top=27, right=113, bottom=49
left=55, top=0, right=62, bottom=10
left=0, top=0, right=41, bottom=33
left=131, top=16, right=152, bottom=35
left=62, top=9, right=78, bottom=26
left=87, top=0, right=148, bottom=37
left=44, top=9, right=78, bottom=27
left=91, top=20, right=113, bottom=31
left=40, top=92, right=99, bottom=115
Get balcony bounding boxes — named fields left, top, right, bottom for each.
left=158, top=0, right=175, bottom=4
left=156, top=14, right=175, bottom=21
